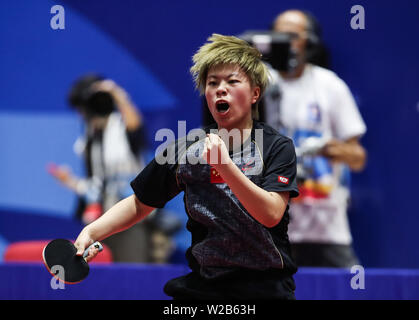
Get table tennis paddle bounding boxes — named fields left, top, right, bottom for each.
left=42, top=238, right=103, bottom=284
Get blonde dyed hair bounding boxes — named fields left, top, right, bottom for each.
left=190, top=34, right=269, bottom=119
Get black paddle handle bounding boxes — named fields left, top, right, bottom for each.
left=82, top=241, right=103, bottom=259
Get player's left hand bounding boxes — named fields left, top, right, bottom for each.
left=202, top=133, right=231, bottom=167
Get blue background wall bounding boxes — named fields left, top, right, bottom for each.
left=1, top=0, right=418, bottom=268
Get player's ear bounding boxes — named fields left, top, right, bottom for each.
left=251, top=86, right=260, bottom=104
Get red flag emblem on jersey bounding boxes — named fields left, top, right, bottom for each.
left=278, top=176, right=289, bottom=184
left=210, top=167, right=225, bottom=184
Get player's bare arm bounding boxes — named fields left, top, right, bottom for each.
left=74, top=194, right=155, bottom=259
left=203, top=133, right=289, bottom=228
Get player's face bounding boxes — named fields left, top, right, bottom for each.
left=205, top=64, right=260, bottom=131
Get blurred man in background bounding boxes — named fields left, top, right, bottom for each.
left=49, top=74, right=180, bottom=263
left=263, top=10, right=367, bottom=267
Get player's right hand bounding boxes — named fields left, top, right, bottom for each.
left=74, top=229, right=99, bottom=262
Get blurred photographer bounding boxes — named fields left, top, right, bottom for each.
left=261, top=10, right=367, bottom=268
left=48, top=74, right=154, bottom=262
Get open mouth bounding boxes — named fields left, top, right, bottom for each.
left=216, top=102, right=230, bottom=113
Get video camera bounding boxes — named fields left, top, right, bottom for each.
left=68, top=74, right=116, bottom=119
left=81, top=89, right=115, bottom=118
left=238, top=30, right=298, bottom=72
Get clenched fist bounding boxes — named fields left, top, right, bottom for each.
left=202, top=133, right=231, bottom=167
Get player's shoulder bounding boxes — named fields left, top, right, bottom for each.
left=254, top=120, right=289, bottom=138
left=254, top=121, right=294, bottom=149
left=254, top=121, right=296, bottom=166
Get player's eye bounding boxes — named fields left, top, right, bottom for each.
left=228, top=79, right=240, bottom=84
left=207, top=81, right=217, bottom=86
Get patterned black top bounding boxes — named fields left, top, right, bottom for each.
left=131, top=121, right=299, bottom=279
